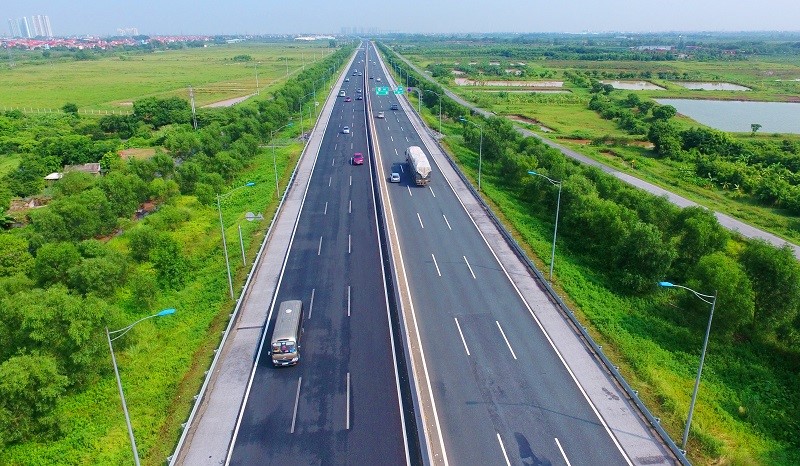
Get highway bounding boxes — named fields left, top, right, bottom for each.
left=228, top=46, right=410, bottom=465
left=366, top=43, right=633, bottom=465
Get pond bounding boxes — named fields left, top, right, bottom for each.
left=656, top=99, right=800, bottom=134
left=674, top=82, right=750, bottom=91
left=601, top=80, right=664, bottom=90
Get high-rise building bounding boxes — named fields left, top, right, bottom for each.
left=18, top=17, right=31, bottom=38
left=43, top=16, right=53, bottom=37
left=29, top=15, right=53, bottom=38
left=8, top=18, right=21, bottom=37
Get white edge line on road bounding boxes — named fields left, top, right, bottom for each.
left=497, top=433, right=511, bottom=466
left=290, top=376, right=302, bottom=433
left=431, top=253, right=441, bottom=277
left=346, top=372, right=351, bottom=430
left=454, top=317, right=470, bottom=356
left=365, top=48, right=413, bottom=465
left=495, top=321, right=517, bottom=360
left=309, top=288, right=315, bottom=319
left=555, top=438, right=572, bottom=466
left=418, top=93, right=634, bottom=465
left=318, top=236, right=323, bottom=255
left=225, top=51, right=348, bottom=464
left=417, top=212, right=424, bottom=229
left=443, top=214, right=452, bottom=230
left=463, top=255, right=476, bottom=279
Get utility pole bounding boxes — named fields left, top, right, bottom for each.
left=188, top=86, right=198, bottom=130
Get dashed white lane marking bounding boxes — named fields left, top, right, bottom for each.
left=443, top=214, right=452, bottom=230
left=290, top=377, right=302, bottom=434
left=463, top=256, right=476, bottom=279
left=318, top=236, right=323, bottom=256
left=429, top=186, right=436, bottom=197
left=496, top=321, right=518, bottom=360
left=417, top=213, right=424, bottom=229
left=431, top=253, right=441, bottom=277
left=454, top=317, right=470, bottom=356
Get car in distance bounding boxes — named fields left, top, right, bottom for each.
left=377, top=77, right=382, bottom=82
left=342, top=126, right=350, bottom=134
left=376, top=111, right=385, bottom=118
left=352, top=152, right=364, bottom=165
left=344, top=97, right=352, bottom=102
left=370, top=76, right=374, bottom=79
left=345, top=78, right=350, bottom=82
left=356, top=95, right=363, bottom=100
left=390, top=103, right=399, bottom=110
left=389, top=172, right=401, bottom=183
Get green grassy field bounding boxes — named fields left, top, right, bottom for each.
left=0, top=153, right=20, bottom=178
left=0, top=42, right=336, bottom=111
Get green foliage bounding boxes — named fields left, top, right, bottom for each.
left=670, top=207, right=730, bottom=279
left=33, top=242, right=81, bottom=287
left=61, top=103, right=78, bottom=115
left=0, top=354, right=69, bottom=447
left=612, top=221, right=676, bottom=293
left=150, top=235, right=187, bottom=290
left=740, top=240, right=800, bottom=335
left=126, top=224, right=160, bottom=262
left=0, top=234, right=34, bottom=278
left=231, top=54, right=253, bottom=62
left=128, top=265, right=159, bottom=311
left=133, top=97, right=191, bottom=128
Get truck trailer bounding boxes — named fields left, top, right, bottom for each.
left=405, top=146, right=431, bottom=186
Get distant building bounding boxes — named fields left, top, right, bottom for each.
left=117, top=27, right=139, bottom=37
left=30, top=15, right=53, bottom=38
left=8, top=18, right=20, bottom=37
left=64, top=163, right=102, bottom=176
left=18, top=17, right=31, bottom=38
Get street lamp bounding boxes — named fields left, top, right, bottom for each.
left=217, top=182, right=256, bottom=298
left=254, top=62, right=260, bottom=95
left=528, top=171, right=562, bottom=282
left=459, top=117, right=484, bottom=191
left=271, top=122, right=294, bottom=198
left=107, top=308, right=176, bottom=466
left=658, top=281, right=718, bottom=452
left=425, top=89, right=443, bottom=135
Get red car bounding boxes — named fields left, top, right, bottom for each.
left=352, top=152, right=364, bottom=165
left=344, top=97, right=352, bottom=102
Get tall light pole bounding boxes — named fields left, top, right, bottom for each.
left=425, top=89, right=443, bottom=135
left=658, top=281, right=718, bottom=452
left=271, top=122, right=294, bottom=198
left=107, top=308, right=176, bottom=466
left=217, top=182, right=255, bottom=298
left=528, top=171, right=562, bottom=282
left=411, top=88, right=422, bottom=114
left=254, top=62, right=260, bottom=95
left=459, top=117, right=484, bottom=191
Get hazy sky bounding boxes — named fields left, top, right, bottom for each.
left=3, top=0, right=800, bottom=36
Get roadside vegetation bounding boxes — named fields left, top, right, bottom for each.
left=0, top=42, right=353, bottom=465
left=378, top=38, right=800, bottom=465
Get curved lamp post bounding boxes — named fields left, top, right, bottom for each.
left=107, top=308, right=176, bottom=466
left=459, top=117, right=484, bottom=191
left=270, top=122, right=294, bottom=198
left=528, top=171, right=562, bottom=282
left=425, top=89, right=443, bottom=135
left=217, top=182, right=255, bottom=298
left=659, top=281, right=718, bottom=452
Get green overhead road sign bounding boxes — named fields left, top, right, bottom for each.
left=394, top=86, right=404, bottom=95
left=375, top=86, right=389, bottom=95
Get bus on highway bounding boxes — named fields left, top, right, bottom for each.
left=270, top=300, right=303, bottom=367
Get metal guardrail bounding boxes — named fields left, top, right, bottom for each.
left=384, top=46, right=689, bottom=465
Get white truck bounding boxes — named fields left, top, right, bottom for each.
left=406, top=146, right=431, bottom=186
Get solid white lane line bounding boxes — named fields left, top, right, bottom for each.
left=463, top=256, right=476, bottom=279
left=395, top=148, right=399, bottom=155
left=349, top=175, right=352, bottom=186
left=324, top=202, right=328, bottom=215
left=318, top=236, right=323, bottom=256
left=497, top=433, right=511, bottom=466
left=417, top=213, right=424, bottom=229
left=329, top=177, right=332, bottom=187
left=349, top=199, right=352, bottom=214
left=496, top=321, right=517, bottom=360
left=555, top=438, right=572, bottom=466
left=290, top=377, right=302, bottom=433
left=308, top=289, right=315, bottom=319
left=431, top=254, right=441, bottom=277
left=346, top=372, right=351, bottom=430
left=348, top=234, right=351, bottom=254
left=443, top=214, right=452, bottom=230
left=407, top=186, right=412, bottom=196
left=454, top=317, right=470, bottom=356
left=347, top=285, right=351, bottom=317
left=429, top=186, right=436, bottom=197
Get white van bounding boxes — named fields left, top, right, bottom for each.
left=270, top=300, right=304, bottom=367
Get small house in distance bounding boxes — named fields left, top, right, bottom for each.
left=64, top=163, right=102, bottom=176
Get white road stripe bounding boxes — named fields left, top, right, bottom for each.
left=308, top=289, right=315, bottom=319
left=429, top=186, right=436, bottom=197
left=496, top=321, right=517, bottom=360
left=348, top=234, right=351, bottom=254
left=463, top=256, right=476, bottom=279
left=395, top=148, right=399, bottom=155
left=290, top=377, right=302, bottom=433
left=400, top=165, right=404, bottom=173
left=334, top=143, right=337, bottom=150
left=431, top=253, right=441, bottom=277
left=346, top=372, right=351, bottom=430
left=497, top=433, right=511, bottom=466
left=407, top=186, right=412, bottom=196
left=443, top=214, right=452, bottom=230
left=349, top=175, right=352, bottom=186
left=329, top=176, right=332, bottom=187
left=349, top=200, right=352, bottom=214
left=454, top=317, right=470, bottom=356
left=351, top=142, right=353, bottom=149
left=324, top=202, right=328, bottom=215
left=318, top=236, right=323, bottom=256
left=390, top=135, right=394, bottom=142
left=555, top=438, right=572, bottom=466
left=332, top=158, right=335, bottom=166
left=417, top=213, right=424, bottom=229
left=401, top=126, right=404, bottom=131
left=347, top=285, right=351, bottom=317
